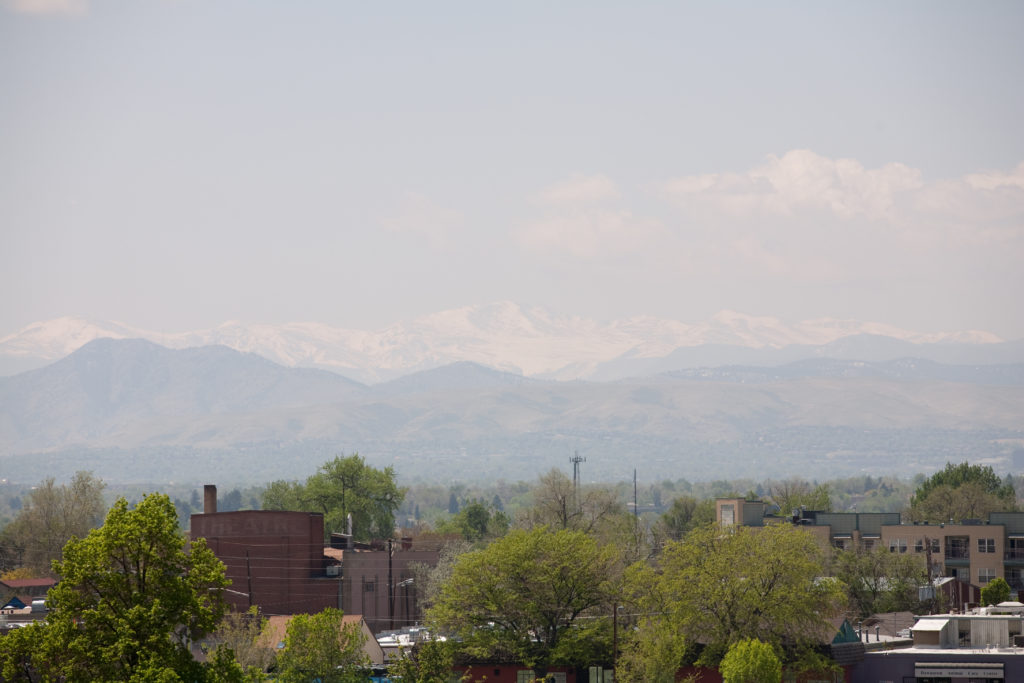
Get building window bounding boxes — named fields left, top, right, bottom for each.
left=979, top=568, right=996, bottom=584
left=915, top=539, right=924, bottom=552
left=364, top=581, right=375, bottom=593
left=517, top=672, right=566, bottom=683
left=978, top=538, right=996, bottom=554
left=862, top=538, right=877, bottom=551
left=889, top=539, right=907, bottom=553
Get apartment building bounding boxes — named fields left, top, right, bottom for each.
left=715, top=498, right=1024, bottom=593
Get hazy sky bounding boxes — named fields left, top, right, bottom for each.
left=2, top=1, right=1023, bottom=338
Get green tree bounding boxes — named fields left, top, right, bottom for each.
left=910, top=482, right=1013, bottom=523
left=409, top=540, right=473, bottom=613
left=275, top=608, right=368, bottom=683
left=520, top=469, right=625, bottom=536
left=0, top=471, right=106, bottom=576
left=429, top=526, right=617, bottom=679
left=719, top=639, right=782, bottom=683
left=769, top=479, right=831, bottom=514
left=0, top=493, right=231, bottom=682
left=262, top=454, right=405, bottom=541
left=628, top=523, right=844, bottom=666
left=436, top=500, right=509, bottom=543
left=615, top=616, right=689, bottom=683
left=656, top=496, right=715, bottom=541
left=981, top=577, right=1012, bottom=606
left=261, top=480, right=305, bottom=510
left=832, top=547, right=928, bottom=618
left=209, top=606, right=277, bottom=674
left=909, top=462, right=1016, bottom=522
left=387, top=639, right=462, bottom=683
left=222, top=489, right=244, bottom=512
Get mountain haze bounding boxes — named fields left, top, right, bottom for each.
left=0, top=303, right=1013, bottom=382
left=1, top=338, right=1021, bottom=485
left=0, top=339, right=364, bottom=452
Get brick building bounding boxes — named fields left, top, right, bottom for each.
left=190, top=486, right=341, bottom=615
left=189, top=485, right=439, bottom=629
left=336, top=537, right=439, bottom=634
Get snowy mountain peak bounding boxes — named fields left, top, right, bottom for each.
left=0, top=316, right=140, bottom=358
left=0, top=304, right=1007, bottom=382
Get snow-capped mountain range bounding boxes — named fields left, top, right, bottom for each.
left=0, top=302, right=1007, bottom=383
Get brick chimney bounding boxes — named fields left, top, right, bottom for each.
left=204, top=484, right=217, bottom=514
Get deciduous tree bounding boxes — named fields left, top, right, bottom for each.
left=0, top=471, right=106, bottom=575
left=519, top=469, right=623, bottom=536
left=435, top=500, right=509, bottom=543
left=0, top=493, right=231, bottom=682
left=429, top=526, right=617, bottom=679
left=832, top=547, right=928, bottom=618
left=910, top=482, right=1012, bottom=523
left=909, top=462, right=1016, bottom=522
left=275, top=608, right=367, bottom=683
left=409, top=540, right=472, bottom=613
left=614, top=615, right=689, bottom=683
left=628, top=523, right=844, bottom=666
left=387, top=640, right=462, bottom=683
left=769, top=479, right=831, bottom=514
left=262, top=454, right=405, bottom=541
left=719, top=639, right=782, bottom=683
left=209, top=606, right=277, bottom=674
left=981, top=577, right=1012, bottom=606
left=656, top=496, right=715, bottom=541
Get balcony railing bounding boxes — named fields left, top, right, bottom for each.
left=945, top=548, right=970, bottom=561
left=1005, top=548, right=1024, bottom=561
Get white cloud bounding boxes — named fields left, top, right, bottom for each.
left=536, top=174, right=619, bottom=205
left=660, top=151, right=1024, bottom=251
left=510, top=152, right=1022, bottom=327
left=662, top=149, right=924, bottom=221
left=964, top=162, right=1024, bottom=192
left=516, top=209, right=667, bottom=261
left=2, top=0, right=87, bottom=15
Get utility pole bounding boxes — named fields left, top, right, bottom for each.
left=612, top=601, right=618, bottom=672
left=387, top=539, right=394, bottom=630
left=633, top=469, right=639, bottom=521
left=245, top=550, right=254, bottom=609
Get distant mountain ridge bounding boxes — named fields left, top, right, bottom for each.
left=1, top=338, right=1022, bottom=484
left=0, top=338, right=365, bottom=452
left=0, top=302, right=1013, bottom=382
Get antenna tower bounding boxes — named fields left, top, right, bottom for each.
left=570, top=451, right=586, bottom=501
